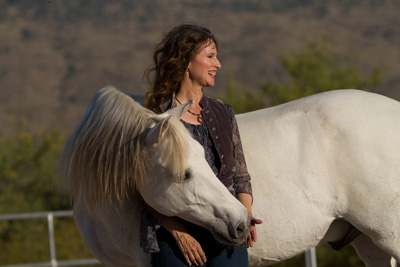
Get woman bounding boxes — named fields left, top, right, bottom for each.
left=143, top=23, right=262, bottom=267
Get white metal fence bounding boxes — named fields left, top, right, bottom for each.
left=0, top=210, right=101, bottom=267
left=0, top=210, right=317, bottom=267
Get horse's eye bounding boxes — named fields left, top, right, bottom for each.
left=184, top=169, right=192, bottom=180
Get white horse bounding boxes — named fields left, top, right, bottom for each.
left=58, top=87, right=400, bottom=267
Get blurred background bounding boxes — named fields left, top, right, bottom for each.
left=0, top=0, right=398, bottom=266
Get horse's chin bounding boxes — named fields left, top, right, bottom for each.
left=211, top=229, right=249, bottom=246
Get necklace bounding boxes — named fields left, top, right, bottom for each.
left=175, top=97, right=204, bottom=124
left=187, top=109, right=204, bottom=124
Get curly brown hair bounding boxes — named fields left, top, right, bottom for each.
left=144, top=23, right=218, bottom=113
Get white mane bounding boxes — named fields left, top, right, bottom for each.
left=57, top=86, right=190, bottom=209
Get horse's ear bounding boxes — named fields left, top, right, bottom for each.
left=142, top=115, right=173, bottom=146
left=167, top=100, right=194, bottom=119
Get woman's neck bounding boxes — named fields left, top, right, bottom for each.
left=176, top=83, right=203, bottom=105
left=176, top=82, right=204, bottom=125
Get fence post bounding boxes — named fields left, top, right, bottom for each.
left=47, top=213, right=58, bottom=267
left=305, top=248, right=317, bottom=267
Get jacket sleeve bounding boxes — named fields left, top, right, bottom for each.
left=225, top=104, right=253, bottom=196
left=139, top=198, right=164, bottom=253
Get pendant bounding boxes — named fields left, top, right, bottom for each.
left=187, top=109, right=204, bottom=124
left=197, top=115, right=204, bottom=124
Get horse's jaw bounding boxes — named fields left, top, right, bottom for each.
left=204, top=206, right=250, bottom=245
left=210, top=221, right=250, bottom=246
left=173, top=201, right=251, bottom=246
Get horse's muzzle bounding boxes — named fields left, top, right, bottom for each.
left=212, top=218, right=250, bottom=245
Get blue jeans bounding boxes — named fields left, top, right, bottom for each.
left=151, top=220, right=248, bottom=267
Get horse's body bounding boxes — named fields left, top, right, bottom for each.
left=59, top=88, right=400, bottom=266
left=237, top=89, right=400, bottom=266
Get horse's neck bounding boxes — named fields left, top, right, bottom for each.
left=73, top=191, right=145, bottom=266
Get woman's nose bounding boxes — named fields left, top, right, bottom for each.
left=215, top=58, right=221, bottom=69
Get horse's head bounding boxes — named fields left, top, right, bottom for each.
left=58, top=86, right=249, bottom=246
left=137, top=102, right=250, bottom=245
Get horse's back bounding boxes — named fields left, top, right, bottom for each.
left=238, top=89, right=400, bottom=206
left=238, top=89, right=400, bottom=132
left=237, top=89, right=400, bottom=178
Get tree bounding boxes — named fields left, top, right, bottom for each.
left=0, top=119, right=95, bottom=264
left=218, top=76, right=265, bottom=114
left=262, top=38, right=382, bottom=106
left=0, top=118, right=69, bottom=214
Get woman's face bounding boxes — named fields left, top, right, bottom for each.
left=187, top=41, right=221, bottom=88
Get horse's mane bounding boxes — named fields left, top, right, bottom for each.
left=57, top=86, right=189, bottom=209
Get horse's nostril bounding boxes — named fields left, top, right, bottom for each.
left=232, top=222, right=248, bottom=239
left=237, top=223, right=245, bottom=234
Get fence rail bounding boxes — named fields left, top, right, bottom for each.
left=0, top=210, right=101, bottom=267
left=0, top=210, right=317, bottom=267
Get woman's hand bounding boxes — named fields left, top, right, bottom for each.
left=162, top=216, right=206, bottom=266
left=245, top=215, right=263, bottom=248
left=236, top=193, right=263, bottom=248
left=175, top=232, right=207, bottom=266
